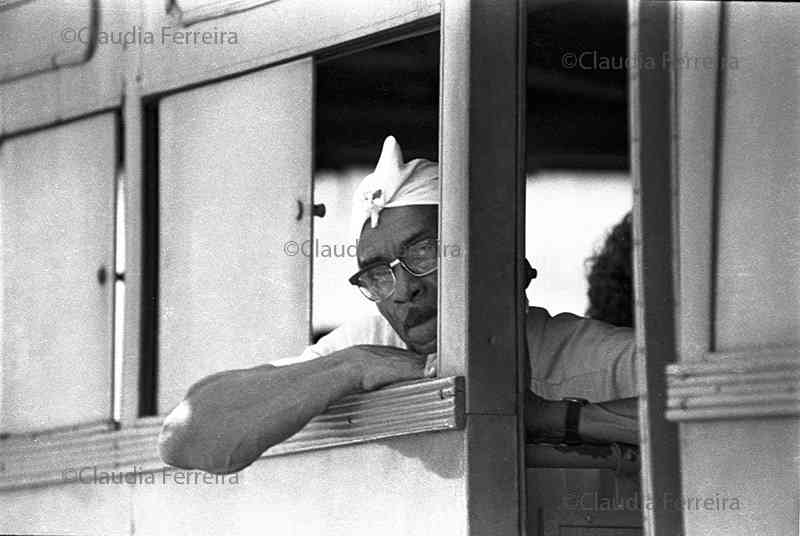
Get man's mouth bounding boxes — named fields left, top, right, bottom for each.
left=403, top=308, right=437, bottom=332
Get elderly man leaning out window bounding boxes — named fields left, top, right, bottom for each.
left=158, top=136, right=640, bottom=475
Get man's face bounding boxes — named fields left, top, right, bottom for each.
left=357, top=205, right=438, bottom=354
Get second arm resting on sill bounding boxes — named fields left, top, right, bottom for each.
left=526, top=391, right=639, bottom=446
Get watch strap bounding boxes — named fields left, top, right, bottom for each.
left=563, top=397, right=588, bottom=445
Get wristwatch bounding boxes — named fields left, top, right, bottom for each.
left=562, top=397, right=589, bottom=445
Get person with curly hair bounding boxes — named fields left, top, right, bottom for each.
left=586, top=212, right=634, bottom=328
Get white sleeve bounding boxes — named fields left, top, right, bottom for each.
left=270, top=312, right=405, bottom=367
left=526, top=307, right=640, bottom=401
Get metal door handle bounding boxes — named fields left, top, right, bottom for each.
left=312, top=203, right=326, bottom=218
left=296, top=201, right=326, bottom=220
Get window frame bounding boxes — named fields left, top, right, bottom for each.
left=629, top=1, right=684, bottom=535
left=438, top=0, right=528, bottom=531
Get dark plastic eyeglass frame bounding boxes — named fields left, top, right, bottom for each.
left=348, top=253, right=439, bottom=302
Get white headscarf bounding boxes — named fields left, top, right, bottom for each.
left=351, top=136, right=439, bottom=241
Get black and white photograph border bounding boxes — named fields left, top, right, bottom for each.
left=0, top=1, right=798, bottom=535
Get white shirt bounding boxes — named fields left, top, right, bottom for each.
left=273, top=307, right=639, bottom=402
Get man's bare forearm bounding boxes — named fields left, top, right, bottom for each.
left=579, top=398, right=638, bottom=444
left=526, top=392, right=639, bottom=445
left=158, top=353, right=364, bottom=474
left=158, top=344, right=427, bottom=474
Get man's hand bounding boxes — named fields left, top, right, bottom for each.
left=332, top=344, right=428, bottom=391
left=159, top=344, right=429, bottom=474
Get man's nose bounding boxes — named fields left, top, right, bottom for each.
left=392, top=266, right=422, bottom=302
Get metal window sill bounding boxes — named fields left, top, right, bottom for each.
left=0, top=376, right=464, bottom=491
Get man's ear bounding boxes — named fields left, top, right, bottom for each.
left=524, top=258, right=538, bottom=289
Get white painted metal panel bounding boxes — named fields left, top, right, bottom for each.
left=171, top=0, right=280, bottom=25
left=130, top=432, right=467, bottom=536
left=139, top=0, right=440, bottom=94
left=157, top=59, right=312, bottom=413
left=0, top=431, right=468, bottom=536
left=0, top=0, right=93, bottom=82
left=0, top=2, right=126, bottom=135
left=680, top=420, right=800, bottom=536
left=670, top=3, right=800, bottom=536
left=713, top=2, right=800, bottom=351
left=674, top=1, right=721, bottom=363
left=0, top=113, right=116, bottom=433
left=0, top=481, right=131, bottom=536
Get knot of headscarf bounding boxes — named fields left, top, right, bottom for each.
left=350, top=136, right=439, bottom=241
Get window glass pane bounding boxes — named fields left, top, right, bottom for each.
left=0, top=113, right=116, bottom=433
left=157, top=59, right=312, bottom=413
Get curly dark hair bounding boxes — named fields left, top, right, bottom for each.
left=585, top=211, right=634, bottom=328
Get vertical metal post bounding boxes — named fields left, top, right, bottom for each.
left=440, top=0, right=527, bottom=533
left=629, top=1, right=684, bottom=535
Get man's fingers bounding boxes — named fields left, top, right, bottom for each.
left=353, top=344, right=427, bottom=361
left=349, top=344, right=428, bottom=391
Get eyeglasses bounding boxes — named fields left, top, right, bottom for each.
left=348, top=237, right=439, bottom=302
